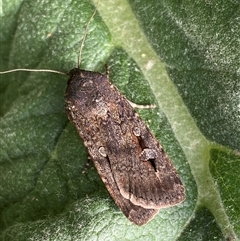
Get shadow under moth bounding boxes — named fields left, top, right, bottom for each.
left=0, top=1, right=185, bottom=226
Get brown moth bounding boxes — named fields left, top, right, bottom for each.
left=0, top=1, right=185, bottom=225
left=64, top=68, right=185, bottom=225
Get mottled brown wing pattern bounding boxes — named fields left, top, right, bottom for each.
left=64, top=68, right=185, bottom=225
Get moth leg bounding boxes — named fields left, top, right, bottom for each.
left=82, top=155, right=92, bottom=174
left=104, top=65, right=154, bottom=109
left=105, top=64, right=110, bottom=79
left=127, top=100, right=156, bottom=109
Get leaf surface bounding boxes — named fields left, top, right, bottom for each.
left=0, top=0, right=239, bottom=240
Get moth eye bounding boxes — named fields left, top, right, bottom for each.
left=98, top=146, right=107, bottom=157
left=132, top=126, right=141, bottom=136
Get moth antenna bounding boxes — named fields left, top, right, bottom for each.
left=1, top=1, right=100, bottom=75
left=0, top=68, right=67, bottom=75
left=77, top=0, right=100, bottom=69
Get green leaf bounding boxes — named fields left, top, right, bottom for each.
left=178, top=207, right=225, bottom=241
left=209, top=149, right=240, bottom=238
left=0, top=0, right=239, bottom=240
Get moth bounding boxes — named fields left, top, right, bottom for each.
left=1, top=1, right=185, bottom=225
left=64, top=68, right=185, bottom=225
